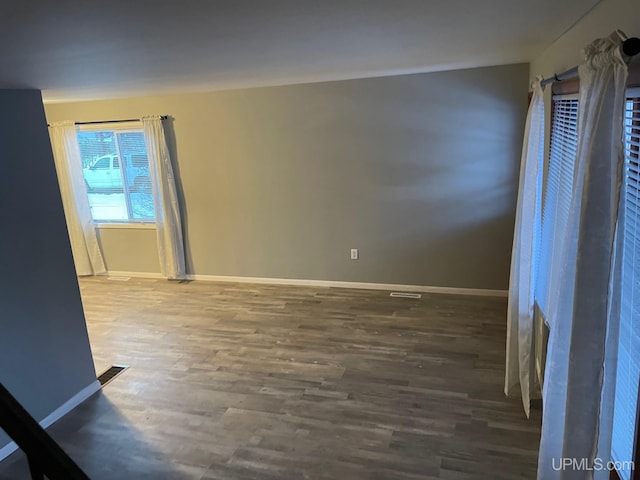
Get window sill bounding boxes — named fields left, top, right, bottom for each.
left=95, top=223, right=156, bottom=230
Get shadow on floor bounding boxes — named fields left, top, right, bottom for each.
left=0, top=391, right=204, bottom=480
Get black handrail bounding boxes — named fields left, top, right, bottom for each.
left=0, top=382, right=90, bottom=479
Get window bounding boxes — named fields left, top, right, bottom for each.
left=78, top=125, right=154, bottom=223
left=611, top=88, right=640, bottom=480
left=536, top=95, right=579, bottom=316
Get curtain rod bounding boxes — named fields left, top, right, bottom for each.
left=540, top=37, right=640, bottom=88
left=75, top=115, right=168, bottom=125
left=47, top=116, right=168, bottom=127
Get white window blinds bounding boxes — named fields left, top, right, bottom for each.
left=612, top=89, right=640, bottom=479
left=536, top=96, right=579, bottom=317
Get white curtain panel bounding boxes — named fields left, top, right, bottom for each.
left=504, top=78, right=545, bottom=418
left=49, top=121, right=106, bottom=276
left=142, top=116, right=186, bottom=280
left=537, top=31, right=629, bottom=480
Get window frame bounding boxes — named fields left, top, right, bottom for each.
left=77, top=122, right=156, bottom=227
left=610, top=86, right=640, bottom=480
left=537, top=63, right=640, bottom=480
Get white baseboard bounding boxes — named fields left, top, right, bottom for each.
left=0, top=380, right=101, bottom=462
left=0, top=441, right=17, bottom=464
left=106, top=271, right=506, bottom=297
left=107, top=271, right=164, bottom=279
left=184, top=274, right=507, bottom=297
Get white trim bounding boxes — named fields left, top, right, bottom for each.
left=96, top=222, right=156, bottom=230
left=0, top=381, right=101, bottom=462
left=104, top=271, right=506, bottom=296
left=39, top=381, right=101, bottom=429
left=183, top=274, right=507, bottom=297
left=107, top=271, right=164, bottom=279
left=0, top=441, right=17, bottom=463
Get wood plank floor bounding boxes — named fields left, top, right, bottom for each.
left=0, top=278, right=541, bottom=479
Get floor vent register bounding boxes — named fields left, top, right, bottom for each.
left=97, top=364, right=129, bottom=387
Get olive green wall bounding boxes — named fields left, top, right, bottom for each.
left=95, top=227, right=160, bottom=273
left=46, top=63, right=529, bottom=290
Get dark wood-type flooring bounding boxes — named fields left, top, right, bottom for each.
left=0, top=278, right=541, bottom=479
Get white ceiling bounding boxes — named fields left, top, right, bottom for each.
left=0, top=0, right=600, bottom=102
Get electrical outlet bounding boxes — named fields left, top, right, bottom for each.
left=350, top=248, right=359, bottom=260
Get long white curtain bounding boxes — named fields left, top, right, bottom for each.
left=537, top=31, right=629, bottom=479
left=49, top=121, right=106, bottom=276
left=142, top=116, right=186, bottom=280
left=505, top=78, right=545, bottom=418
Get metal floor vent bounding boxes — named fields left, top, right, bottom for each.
left=97, top=365, right=129, bottom=387
left=107, top=276, right=131, bottom=281
left=389, top=292, right=422, bottom=299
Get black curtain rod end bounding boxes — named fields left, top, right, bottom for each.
left=623, top=37, right=640, bottom=57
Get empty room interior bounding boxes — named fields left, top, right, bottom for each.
left=1, top=0, right=639, bottom=479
